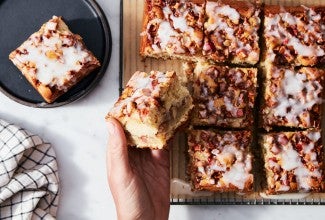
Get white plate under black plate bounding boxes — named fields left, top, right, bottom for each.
left=0, top=0, right=112, bottom=108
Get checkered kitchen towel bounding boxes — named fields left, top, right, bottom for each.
left=0, top=119, right=59, bottom=220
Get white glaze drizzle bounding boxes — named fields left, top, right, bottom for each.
left=146, top=0, right=204, bottom=54
left=156, top=21, right=185, bottom=53
left=214, top=4, right=240, bottom=22
left=267, top=131, right=322, bottom=191
left=272, top=68, right=322, bottom=126
left=110, top=71, right=170, bottom=118
left=265, top=7, right=324, bottom=61
left=197, top=132, right=252, bottom=190
left=204, top=2, right=260, bottom=60
left=280, top=144, right=321, bottom=190
left=224, top=96, right=237, bottom=116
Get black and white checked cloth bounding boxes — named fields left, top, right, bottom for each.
left=0, top=119, right=60, bottom=220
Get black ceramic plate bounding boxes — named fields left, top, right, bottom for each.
left=0, top=0, right=112, bottom=108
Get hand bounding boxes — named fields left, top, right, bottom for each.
left=106, top=118, right=170, bottom=220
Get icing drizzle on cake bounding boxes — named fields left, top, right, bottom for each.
left=265, top=131, right=322, bottom=192
left=12, top=16, right=92, bottom=90
left=193, top=131, right=253, bottom=190
left=271, top=68, right=322, bottom=126
left=110, top=71, right=173, bottom=119
left=144, top=0, right=204, bottom=55
left=264, top=6, right=324, bottom=63
left=203, top=1, right=260, bottom=63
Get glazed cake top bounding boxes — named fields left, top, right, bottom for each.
left=264, top=6, right=324, bottom=63
left=263, top=131, right=323, bottom=192
left=193, top=63, right=257, bottom=126
left=189, top=130, right=253, bottom=190
left=109, top=71, right=176, bottom=120
left=265, top=66, right=323, bottom=127
left=203, top=0, right=261, bottom=63
left=11, top=16, right=95, bottom=91
left=143, top=0, right=205, bottom=54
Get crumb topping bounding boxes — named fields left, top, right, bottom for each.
left=193, top=64, right=257, bottom=127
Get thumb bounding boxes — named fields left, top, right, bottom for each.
left=106, top=117, right=130, bottom=181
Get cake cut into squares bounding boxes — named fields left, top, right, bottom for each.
left=261, top=130, right=324, bottom=194
left=191, top=62, right=257, bottom=128
left=9, top=16, right=101, bottom=103
left=188, top=129, right=254, bottom=192
left=203, top=0, right=261, bottom=65
left=261, top=65, right=324, bottom=130
left=264, top=5, right=325, bottom=66
left=107, top=71, right=193, bottom=149
left=140, top=0, right=205, bottom=61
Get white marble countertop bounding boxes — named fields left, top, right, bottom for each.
left=1, top=0, right=325, bottom=219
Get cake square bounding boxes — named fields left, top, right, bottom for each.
left=140, top=0, right=205, bottom=61
left=107, top=71, right=193, bottom=149
left=261, top=65, right=324, bottom=130
left=188, top=129, right=254, bottom=192
left=260, top=130, right=324, bottom=194
left=264, top=5, right=325, bottom=66
left=9, top=16, right=101, bottom=103
left=191, top=62, right=257, bottom=128
left=203, top=0, right=261, bottom=65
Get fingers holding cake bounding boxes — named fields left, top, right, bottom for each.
left=106, top=117, right=131, bottom=183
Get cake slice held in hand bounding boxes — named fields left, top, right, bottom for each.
left=107, top=71, right=193, bottom=149
left=9, top=16, right=101, bottom=103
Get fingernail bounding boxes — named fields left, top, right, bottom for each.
left=106, top=119, right=115, bottom=136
